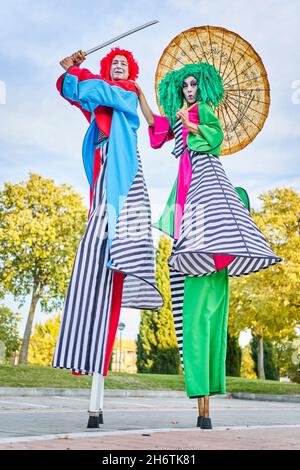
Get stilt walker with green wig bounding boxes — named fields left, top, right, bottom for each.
left=136, top=26, right=282, bottom=429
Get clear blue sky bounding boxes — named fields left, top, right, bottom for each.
left=0, top=0, right=299, bottom=341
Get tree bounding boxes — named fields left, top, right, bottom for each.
left=136, top=309, right=157, bottom=373
left=153, top=236, right=180, bottom=374
left=28, top=313, right=61, bottom=366
left=263, top=341, right=280, bottom=381
left=0, top=305, right=20, bottom=361
left=226, top=333, right=242, bottom=377
left=228, top=188, right=300, bottom=378
left=137, top=236, right=180, bottom=374
left=251, top=337, right=279, bottom=380
left=0, top=173, right=87, bottom=363
left=273, top=337, right=300, bottom=382
left=240, top=345, right=257, bottom=379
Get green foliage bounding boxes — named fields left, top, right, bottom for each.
left=152, top=348, right=181, bottom=374
left=251, top=337, right=279, bottom=381
left=136, top=309, right=157, bottom=373
left=137, top=236, right=180, bottom=374
left=0, top=173, right=87, bottom=309
left=28, top=313, right=61, bottom=366
left=153, top=236, right=180, bottom=374
left=226, top=333, right=242, bottom=377
left=289, top=368, right=300, bottom=384
left=240, top=345, right=257, bottom=379
left=0, top=173, right=88, bottom=362
left=273, top=338, right=300, bottom=383
left=0, top=305, right=20, bottom=361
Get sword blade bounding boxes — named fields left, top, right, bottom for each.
left=84, top=20, right=159, bottom=56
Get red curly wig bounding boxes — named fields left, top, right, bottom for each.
left=99, top=47, right=139, bottom=81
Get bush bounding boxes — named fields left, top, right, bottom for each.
left=226, top=333, right=242, bottom=377
left=0, top=305, right=20, bottom=361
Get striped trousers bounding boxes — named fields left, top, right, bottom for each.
left=53, top=145, right=116, bottom=375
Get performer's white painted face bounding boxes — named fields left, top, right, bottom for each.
left=110, top=55, right=129, bottom=80
left=182, top=76, right=198, bottom=104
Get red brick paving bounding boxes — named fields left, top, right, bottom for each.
left=0, top=427, right=299, bottom=450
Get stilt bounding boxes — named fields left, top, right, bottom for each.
left=201, top=395, right=212, bottom=429
left=196, top=396, right=204, bottom=427
left=87, top=373, right=104, bottom=428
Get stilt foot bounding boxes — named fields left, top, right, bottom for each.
left=201, top=417, right=212, bottom=429
left=197, top=416, right=203, bottom=427
left=87, top=413, right=100, bottom=429
left=98, top=411, right=104, bottom=424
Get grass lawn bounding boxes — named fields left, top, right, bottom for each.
left=0, top=365, right=299, bottom=395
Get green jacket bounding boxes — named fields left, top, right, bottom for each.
left=187, top=101, right=223, bottom=156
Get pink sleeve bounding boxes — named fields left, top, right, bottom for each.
left=148, top=114, right=174, bottom=149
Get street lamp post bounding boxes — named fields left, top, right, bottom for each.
left=118, top=322, right=126, bottom=372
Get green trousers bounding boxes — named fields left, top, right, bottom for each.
left=182, top=268, right=229, bottom=397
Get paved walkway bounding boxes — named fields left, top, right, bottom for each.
left=0, top=394, right=299, bottom=449
left=0, top=425, right=299, bottom=450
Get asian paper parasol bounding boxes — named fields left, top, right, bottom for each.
left=155, top=26, right=270, bottom=156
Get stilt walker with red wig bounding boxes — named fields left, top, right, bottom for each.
left=53, top=46, right=162, bottom=428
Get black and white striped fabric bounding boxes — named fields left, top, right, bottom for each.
left=53, top=143, right=113, bottom=374
left=53, top=143, right=162, bottom=374
left=95, top=129, right=108, bottom=146
left=169, top=150, right=282, bottom=277
left=171, top=119, right=186, bottom=159
left=110, top=151, right=163, bottom=309
left=169, top=268, right=185, bottom=369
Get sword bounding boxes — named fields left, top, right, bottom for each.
left=80, top=20, right=159, bottom=57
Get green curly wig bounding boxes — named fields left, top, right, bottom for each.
left=158, top=62, right=224, bottom=127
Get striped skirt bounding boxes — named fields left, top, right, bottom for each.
left=169, top=152, right=282, bottom=277
left=53, top=143, right=162, bottom=374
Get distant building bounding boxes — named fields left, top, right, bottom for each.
left=111, top=338, right=137, bottom=373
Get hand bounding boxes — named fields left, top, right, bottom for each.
left=60, top=50, right=86, bottom=71
left=60, top=56, right=74, bottom=71
left=176, top=108, right=200, bottom=134
left=70, top=50, right=86, bottom=67
left=130, top=80, right=142, bottom=96
left=176, top=108, right=190, bottom=127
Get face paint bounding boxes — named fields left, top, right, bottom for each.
left=110, top=55, right=129, bottom=80
left=182, top=76, right=198, bottom=104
